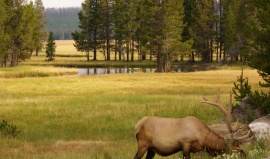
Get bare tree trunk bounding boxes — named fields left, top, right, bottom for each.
left=107, top=38, right=110, bottom=61
left=131, top=39, right=134, bottom=61
left=163, top=54, right=170, bottom=73
left=93, top=29, right=97, bottom=60
left=118, top=40, right=122, bottom=60
left=126, top=40, right=130, bottom=62
left=10, top=51, right=17, bottom=67
left=106, top=0, right=110, bottom=61
left=35, top=48, right=39, bottom=56
left=115, top=40, right=117, bottom=60
left=138, top=40, right=141, bottom=60
left=210, top=38, right=213, bottom=62
left=191, top=51, right=195, bottom=62
left=86, top=50, right=90, bottom=62
left=157, top=43, right=162, bottom=72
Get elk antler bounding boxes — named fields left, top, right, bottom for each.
left=201, top=89, right=255, bottom=143
left=201, top=88, right=239, bottom=133
left=233, top=125, right=256, bottom=144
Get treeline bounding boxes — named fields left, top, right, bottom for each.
left=0, top=0, right=46, bottom=67
left=73, top=0, right=192, bottom=72
left=72, top=0, right=265, bottom=72
left=45, top=7, right=80, bottom=40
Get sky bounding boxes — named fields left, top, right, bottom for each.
left=41, top=0, right=84, bottom=8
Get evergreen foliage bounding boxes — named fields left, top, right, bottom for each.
left=0, top=0, right=9, bottom=67
left=249, top=0, right=270, bottom=88
left=159, top=0, right=192, bottom=72
left=1, top=0, right=268, bottom=71
left=72, top=0, right=102, bottom=61
left=250, top=91, right=270, bottom=115
left=247, top=0, right=270, bottom=114
left=73, top=0, right=192, bottom=71
left=190, top=0, right=215, bottom=62
left=33, top=0, right=47, bottom=56
left=0, top=0, right=46, bottom=67
left=182, top=0, right=196, bottom=61
left=45, top=32, right=56, bottom=61
left=232, top=69, right=251, bottom=103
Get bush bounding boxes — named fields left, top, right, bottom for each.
left=249, top=91, right=270, bottom=115
left=231, top=70, right=270, bottom=123
left=0, top=120, right=21, bottom=137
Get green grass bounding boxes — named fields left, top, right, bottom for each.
left=0, top=68, right=269, bottom=158
left=0, top=40, right=269, bottom=158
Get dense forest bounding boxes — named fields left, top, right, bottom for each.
left=45, top=7, right=80, bottom=40
left=72, top=0, right=268, bottom=72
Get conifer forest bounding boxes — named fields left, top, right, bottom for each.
left=0, top=0, right=269, bottom=74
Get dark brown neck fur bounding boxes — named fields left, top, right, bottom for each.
left=203, top=130, right=228, bottom=156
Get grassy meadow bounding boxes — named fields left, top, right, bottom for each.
left=23, top=40, right=156, bottom=68
left=0, top=41, right=269, bottom=159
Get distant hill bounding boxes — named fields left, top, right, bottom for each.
left=45, top=7, right=81, bottom=40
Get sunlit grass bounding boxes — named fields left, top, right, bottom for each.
left=22, top=40, right=156, bottom=68
left=55, top=40, right=83, bottom=56
left=0, top=65, right=77, bottom=78
left=0, top=67, right=269, bottom=158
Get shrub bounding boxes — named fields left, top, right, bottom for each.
left=231, top=69, right=270, bottom=123
left=249, top=91, right=270, bottom=115
left=0, top=120, right=21, bottom=137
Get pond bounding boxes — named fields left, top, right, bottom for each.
left=77, top=67, right=155, bottom=76
left=77, top=66, right=205, bottom=76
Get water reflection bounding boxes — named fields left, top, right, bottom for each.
left=78, top=66, right=204, bottom=76
left=78, top=67, right=156, bottom=76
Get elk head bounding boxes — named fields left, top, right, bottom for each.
left=201, top=88, right=255, bottom=157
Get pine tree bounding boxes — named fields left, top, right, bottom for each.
left=222, top=0, right=256, bottom=62
left=5, top=0, right=38, bottom=67
left=190, top=0, right=215, bottom=62
left=99, top=0, right=114, bottom=60
left=136, top=0, right=158, bottom=61
left=236, top=0, right=256, bottom=61
left=250, top=0, right=270, bottom=88
left=0, top=1, right=9, bottom=67
left=223, top=3, right=238, bottom=61
left=34, top=0, right=47, bottom=56
left=232, top=69, right=252, bottom=102
left=72, top=0, right=101, bottom=61
left=0, top=0, right=43, bottom=67
left=113, top=0, right=139, bottom=61
left=20, top=2, right=38, bottom=60
left=160, top=0, right=187, bottom=72
left=45, top=32, right=56, bottom=61
left=124, top=0, right=139, bottom=62
left=183, top=0, right=196, bottom=61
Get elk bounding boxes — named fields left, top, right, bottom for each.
left=134, top=89, right=255, bottom=159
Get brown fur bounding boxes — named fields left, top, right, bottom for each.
left=134, top=116, right=245, bottom=159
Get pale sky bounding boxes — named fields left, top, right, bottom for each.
left=41, top=0, right=84, bottom=8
